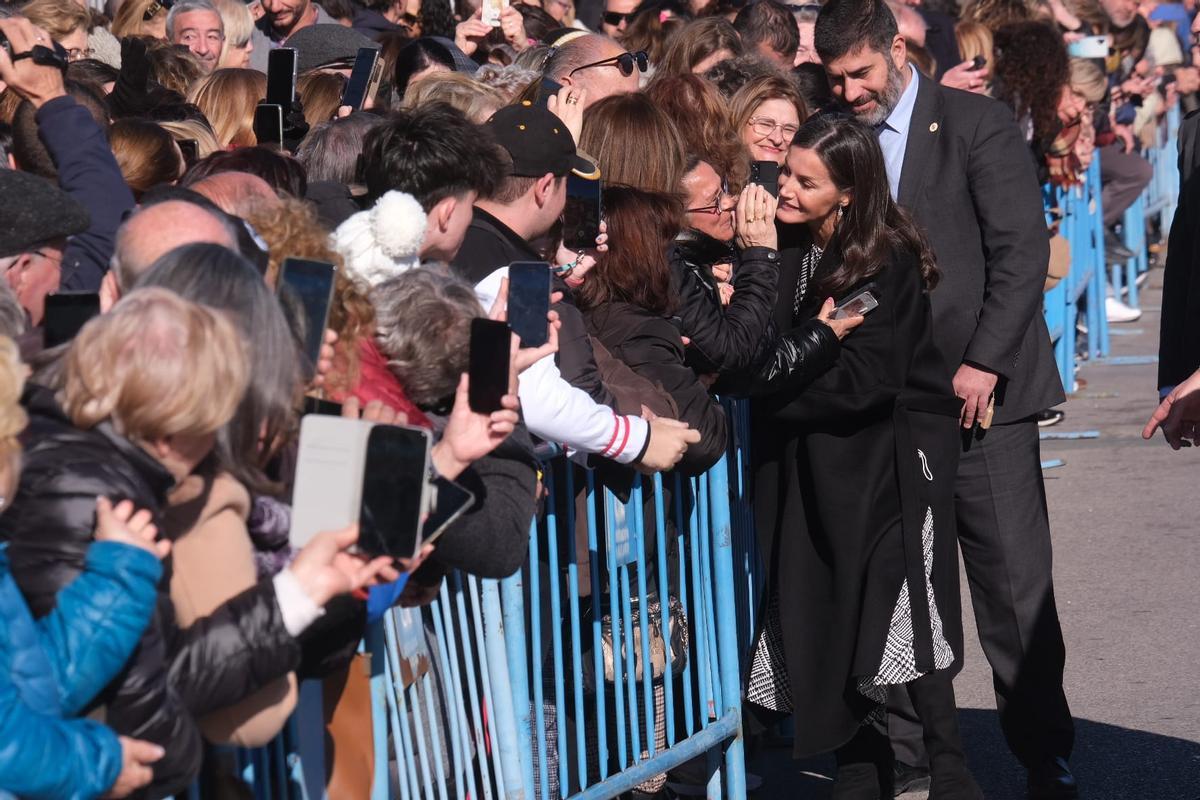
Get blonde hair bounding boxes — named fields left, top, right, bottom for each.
left=214, top=0, right=254, bottom=48
left=1069, top=58, right=1107, bottom=103
left=110, top=119, right=185, bottom=199
left=954, top=21, right=994, bottom=75
left=112, top=0, right=164, bottom=37
left=20, top=0, right=91, bottom=40
left=298, top=71, right=347, bottom=128
left=187, top=68, right=267, bottom=147
left=158, top=118, right=223, bottom=159
left=0, top=337, right=27, bottom=457
left=61, top=288, right=248, bottom=443
left=402, top=72, right=504, bottom=124
left=729, top=74, right=809, bottom=140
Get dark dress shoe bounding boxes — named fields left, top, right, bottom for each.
left=1028, top=757, right=1079, bottom=799
left=893, top=762, right=931, bottom=796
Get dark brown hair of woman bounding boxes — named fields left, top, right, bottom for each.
left=576, top=185, right=684, bottom=317
left=656, top=16, right=743, bottom=78
left=644, top=73, right=750, bottom=190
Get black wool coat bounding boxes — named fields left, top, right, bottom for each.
left=748, top=237, right=965, bottom=757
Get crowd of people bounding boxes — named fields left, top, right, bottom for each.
left=0, top=0, right=1193, bottom=793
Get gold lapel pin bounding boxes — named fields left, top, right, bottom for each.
left=929, top=122, right=939, bottom=132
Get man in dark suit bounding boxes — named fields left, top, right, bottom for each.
left=814, top=1, right=1076, bottom=797
left=1158, top=108, right=1200, bottom=398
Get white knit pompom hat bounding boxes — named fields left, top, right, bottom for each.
left=332, top=190, right=427, bottom=288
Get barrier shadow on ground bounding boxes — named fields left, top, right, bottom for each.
left=743, top=710, right=1200, bottom=800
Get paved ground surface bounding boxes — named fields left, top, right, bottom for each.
left=747, top=273, right=1200, bottom=799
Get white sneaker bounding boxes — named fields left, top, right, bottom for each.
left=1106, top=296, right=1142, bottom=323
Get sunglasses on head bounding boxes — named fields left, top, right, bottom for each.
left=568, top=49, right=648, bottom=78
left=143, top=0, right=174, bottom=21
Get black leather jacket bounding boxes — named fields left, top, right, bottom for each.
left=751, top=318, right=842, bottom=396
left=668, top=230, right=780, bottom=378
left=1, top=386, right=300, bottom=798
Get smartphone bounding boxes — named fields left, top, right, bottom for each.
left=970, top=55, right=987, bottom=70
left=277, top=258, right=336, bottom=381
left=253, top=102, right=284, bottom=147
left=358, top=424, right=432, bottom=561
left=302, top=396, right=343, bottom=416
left=749, top=161, right=780, bottom=198
left=43, top=292, right=100, bottom=349
left=177, top=138, right=199, bottom=166
left=563, top=174, right=602, bottom=250
left=468, top=318, right=511, bottom=413
left=481, top=0, right=507, bottom=26
left=266, top=47, right=297, bottom=107
left=535, top=76, right=564, bottom=108
left=341, top=47, right=383, bottom=110
left=420, top=476, right=475, bottom=546
left=507, top=261, right=550, bottom=349
left=1067, top=34, right=1110, bottom=58
left=831, top=283, right=879, bottom=320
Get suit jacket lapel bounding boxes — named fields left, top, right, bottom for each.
left=897, top=76, right=944, bottom=208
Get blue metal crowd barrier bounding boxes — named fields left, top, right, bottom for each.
left=215, top=404, right=751, bottom=800
left=1043, top=158, right=1110, bottom=394
left=1044, top=105, right=1182, bottom=390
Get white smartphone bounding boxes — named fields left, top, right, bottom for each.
left=289, top=416, right=435, bottom=561
left=481, top=0, right=506, bottom=26
left=831, top=284, right=879, bottom=320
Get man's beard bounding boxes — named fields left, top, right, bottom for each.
left=844, top=59, right=906, bottom=127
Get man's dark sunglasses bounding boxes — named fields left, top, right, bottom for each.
left=602, top=10, right=636, bottom=26
left=568, top=50, right=648, bottom=78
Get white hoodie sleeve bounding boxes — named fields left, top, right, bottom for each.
left=474, top=268, right=650, bottom=464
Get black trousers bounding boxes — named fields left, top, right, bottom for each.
left=889, top=419, right=1074, bottom=769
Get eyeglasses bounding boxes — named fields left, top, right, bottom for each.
left=568, top=50, right=648, bottom=78
left=65, top=47, right=93, bottom=62
left=687, top=187, right=733, bottom=215
left=178, top=30, right=226, bottom=47
left=748, top=116, right=799, bottom=140
left=602, top=9, right=635, bottom=26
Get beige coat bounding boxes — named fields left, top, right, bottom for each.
left=165, top=467, right=298, bottom=748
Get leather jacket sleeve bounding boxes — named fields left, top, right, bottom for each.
left=671, top=246, right=780, bottom=377
left=165, top=578, right=301, bottom=716
left=750, top=319, right=842, bottom=397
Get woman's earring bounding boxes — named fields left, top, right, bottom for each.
left=835, top=205, right=844, bottom=226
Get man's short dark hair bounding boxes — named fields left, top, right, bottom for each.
left=814, top=0, right=898, bottom=64
left=361, top=102, right=504, bottom=209
left=733, top=1, right=800, bottom=61
left=12, top=80, right=110, bottom=179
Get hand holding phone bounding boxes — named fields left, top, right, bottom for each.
left=506, top=262, right=551, bottom=348
left=468, top=318, right=511, bottom=413
left=340, top=46, right=382, bottom=110
left=277, top=258, right=337, bottom=381
left=563, top=175, right=602, bottom=250
left=831, top=284, right=879, bottom=320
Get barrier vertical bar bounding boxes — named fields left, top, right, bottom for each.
left=707, top=454, right=748, bottom=800
left=652, top=472, right=677, bottom=747
left=604, top=489, right=629, bottom=769
left=430, top=583, right=470, bottom=800
left=489, top=576, right=531, bottom=799
left=542, top=467, right=570, bottom=798
left=564, top=466, right=588, bottom=793
left=586, top=472, right=608, bottom=781
left=450, top=573, right=493, bottom=799
left=674, top=474, right=696, bottom=736
left=468, top=575, right=507, bottom=796
left=632, top=479, right=656, bottom=759
left=367, top=621, right=393, bottom=800
left=527, top=516, right=549, bottom=800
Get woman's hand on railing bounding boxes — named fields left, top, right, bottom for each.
left=815, top=297, right=865, bottom=340
left=637, top=418, right=701, bottom=473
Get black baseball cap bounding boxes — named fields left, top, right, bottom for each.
left=485, top=101, right=600, bottom=180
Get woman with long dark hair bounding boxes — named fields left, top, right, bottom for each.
left=746, top=114, right=981, bottom=800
